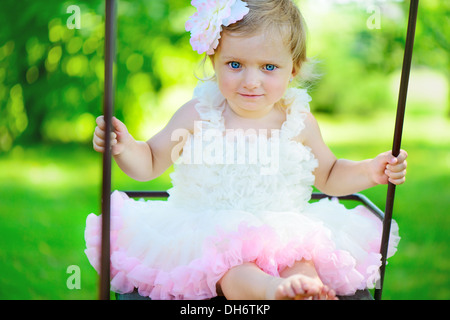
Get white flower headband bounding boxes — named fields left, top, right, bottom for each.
left=185, top=0, right=250, bottom=55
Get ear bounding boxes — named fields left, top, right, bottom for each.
left=291, top=63, right=300, bottom=79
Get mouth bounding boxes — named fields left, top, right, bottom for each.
left=239, top=93, right=264, bottom=99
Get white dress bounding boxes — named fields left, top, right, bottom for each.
left=85, top=81, right=399, bottom=300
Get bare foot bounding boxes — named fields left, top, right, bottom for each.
left=218, top=261, right=339, bottom=300
left=266, top=274, right=336, bottom=300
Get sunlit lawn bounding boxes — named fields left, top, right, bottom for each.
left=0, top=114, right=448, bottom=300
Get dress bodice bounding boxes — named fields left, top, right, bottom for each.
left=167, top=81, right=318, bottom=213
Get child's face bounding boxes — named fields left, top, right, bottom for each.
left=212, top=31, right=297, bottom=116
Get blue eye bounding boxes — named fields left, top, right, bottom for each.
left=229, top=61, right=241, bottom=69
left=264, top=64, right=277, bottom=71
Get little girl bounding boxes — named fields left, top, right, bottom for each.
left=86, top=0, right=407, bottom=300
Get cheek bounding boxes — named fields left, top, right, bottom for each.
left=264, top=76, right=288, bottom=97
left=216, top=71, right=237, bottom=94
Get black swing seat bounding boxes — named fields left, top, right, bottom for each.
left=114, top=191, right=383, bottom=300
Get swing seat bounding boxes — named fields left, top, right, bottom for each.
left=113, top=191, right=383, bottom=300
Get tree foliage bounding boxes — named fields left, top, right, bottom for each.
left=0, top=0, right=447, bottom=152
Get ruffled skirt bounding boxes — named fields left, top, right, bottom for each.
left=85, top=191, right=399, bottom=300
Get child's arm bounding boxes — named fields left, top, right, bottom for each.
left=93, top=99, right=199, bottom=181
left=300, top=112, right=408, bottom=197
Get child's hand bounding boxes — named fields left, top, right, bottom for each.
left=93, top=116, right=132, bottom=155
left=371, top=150, right=408, bottom=185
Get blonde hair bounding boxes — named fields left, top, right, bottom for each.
left=196, top=0, right=316, bottom=85
left=223, top=0, right=308, bottom=77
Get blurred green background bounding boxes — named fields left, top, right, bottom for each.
left=0, top=0, right=448, bottom=300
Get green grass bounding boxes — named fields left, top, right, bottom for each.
left=0, top=143, right=172, bottom=300
left=0, top=114, right=448, bottom=300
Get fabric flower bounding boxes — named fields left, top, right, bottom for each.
left=185, top=0, right=250, bottom=55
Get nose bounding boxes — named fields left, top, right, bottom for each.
left=242, top=68, right=261, bottom=90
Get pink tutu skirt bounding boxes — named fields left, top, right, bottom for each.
left=85, top=191, right=399, bottom=300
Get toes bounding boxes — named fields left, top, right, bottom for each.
left=272, top=275, right=338, bottom=300
left=291, top=278, right=305, bottom=297
left=294, top=277, right=321, bottom=299
left=275, top=283, right=296, bottom=299
left=281, top=283, right=296, bottom=298
left=316, top=285, right=338, bottom=300
left=302, top=281, right=320, bottom=296
left=329, top=289, right=338, bottom=300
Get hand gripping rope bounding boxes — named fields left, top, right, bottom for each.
left=374, top=0, right=419, bottom=300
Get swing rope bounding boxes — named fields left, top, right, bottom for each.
left=98, top=0, right=419, bottom=301
left=374, top=0, right=419, bottom=300
left=99, top=0, right=116, bottom=300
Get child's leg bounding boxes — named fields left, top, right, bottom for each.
left=218, top=261, right=333, bottom=300
left=279, top=259, right=317, bottom=278
left=218, top=262, right=275, bottom=300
